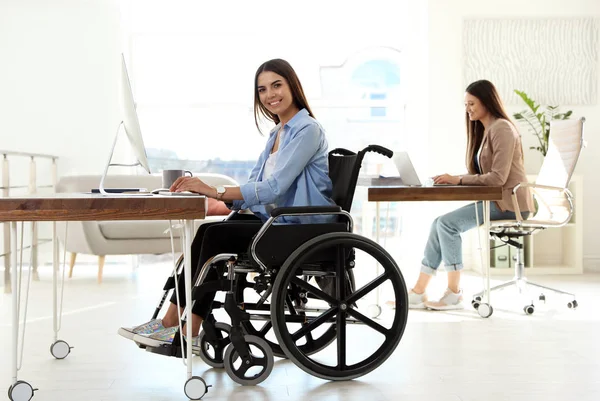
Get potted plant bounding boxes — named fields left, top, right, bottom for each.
left=512, top=90, right=572, bottom=156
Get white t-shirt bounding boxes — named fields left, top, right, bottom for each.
left=263, top=151, right=278, bottom=214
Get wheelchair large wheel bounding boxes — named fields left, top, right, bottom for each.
left=271, top=232, right=408, bottom=381
left=240, top=270, right=354, bottom=359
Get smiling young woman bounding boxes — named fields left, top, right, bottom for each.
left=412, top=80, right=535, bottom=311
left=118, top=59, right=337, bottom=352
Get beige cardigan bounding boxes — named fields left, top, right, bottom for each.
left=461, top=119, right=535, bottom=213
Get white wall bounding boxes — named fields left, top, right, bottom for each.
left=427, top=0, right=600, bottom=271
left=0, top=0, right=123, bottom=179
left=0, top=0, right=124, bottom=266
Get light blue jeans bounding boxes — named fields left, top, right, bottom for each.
left=421, top=202, right=528, bottom=275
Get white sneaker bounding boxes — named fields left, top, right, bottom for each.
left=408, top=290, right=428, bottom=309
left=117, top=318, right=166, bottom=340
left=425, top=288, right=464, bottom=310
left=133, top=326, right=201, bottom=353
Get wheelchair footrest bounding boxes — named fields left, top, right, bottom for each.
left=145, top=343, right=184, bottom=358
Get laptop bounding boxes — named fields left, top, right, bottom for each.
left=393, top=151, right=454, bottom=187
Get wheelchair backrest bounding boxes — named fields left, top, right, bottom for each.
left=328, top=145, right=393, bottom=212
left=328, top=148, right=360, bottom=212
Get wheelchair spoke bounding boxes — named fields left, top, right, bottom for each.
left=335, top=246, right=346, bottom=300
left=346, top=308, right=390, bottom=336
left=285, top=294, right=297, bottom=314
left=258, top=321, right=272, bottom=337
left=346, top=272, right=391, bottom=304
left=290, top=277, right=337, bottom=305
left=291, top=306, right=337, bottom=342
left=337, top=309, right=347, bottom=369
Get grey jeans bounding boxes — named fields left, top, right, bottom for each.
left=421, top=202, right=528, bottom=275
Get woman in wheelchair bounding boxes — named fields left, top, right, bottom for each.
left=118, top=58, right=336, bottom=350
left=409, top=79, right=534, bottom=311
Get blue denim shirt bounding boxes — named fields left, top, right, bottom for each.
left=232, top=109, right=335, bottom=223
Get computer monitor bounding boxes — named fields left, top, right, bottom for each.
left=120, top=53, right=150, bottom=174
left=98, top=54, right=151, bottom=194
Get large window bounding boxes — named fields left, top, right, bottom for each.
left=123, top=0, right=410, bottom=244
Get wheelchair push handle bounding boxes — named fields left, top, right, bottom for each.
left=364, top=145, right=393, bottom=158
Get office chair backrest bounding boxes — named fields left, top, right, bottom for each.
left=532, top=117, right=585, bottom=223
left=536, top=117, right=585, bottom=188
left=328, top=145, right=394, bottom=213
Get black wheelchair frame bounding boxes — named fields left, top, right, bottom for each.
left=144, top=145, right=409, bottom=387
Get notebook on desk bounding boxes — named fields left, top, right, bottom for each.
left=91, top=188, right=148, bottom=194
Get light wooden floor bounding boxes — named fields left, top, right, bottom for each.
left=1, top=261, right=599, bottom=401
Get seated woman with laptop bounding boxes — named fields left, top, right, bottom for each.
left=408, top=79, right=534, bottom=311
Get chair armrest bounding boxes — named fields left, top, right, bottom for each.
left=270, top=206, right=342, bottom=218
left=511, top=182, right=573, bottom=225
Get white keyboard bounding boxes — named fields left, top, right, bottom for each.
left=154, top=191, right=201, bottom=196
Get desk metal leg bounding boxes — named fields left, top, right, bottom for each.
left=181, top=219, right=209, bottom=400
left=52, top=222, right=58, bottom=342
left=184, top=219, right=193, bottom=379
left=8, top=222, right=36, bottom=401
left=367, top=202, right=383, bottom=318
left=476, top=201, right=494, bottom=318
left=49, top=222, right=71, bottom=360
left=11, top=222, right=18, bottom=384
left=484, top=200, right=491, bottom=305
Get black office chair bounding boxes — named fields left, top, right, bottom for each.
left=472, top=117, right=586, bottom=315
left=148, top=145, right=409, bottom=389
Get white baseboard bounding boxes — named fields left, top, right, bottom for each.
left=583, top=256, right=600, bottom=273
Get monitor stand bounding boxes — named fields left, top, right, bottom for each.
left=97, top=121, right=148, bottom=195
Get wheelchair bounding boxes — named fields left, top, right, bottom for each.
left=144, top=145, right=409, bottom=390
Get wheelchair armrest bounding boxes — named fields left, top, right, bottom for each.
left=270, top=206, right=342, bottom=218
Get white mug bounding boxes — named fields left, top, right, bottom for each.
left=162, top=169, right=192, bottom=189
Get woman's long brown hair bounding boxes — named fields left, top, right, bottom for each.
left=465, top=80, right=513, bottom=174
left=253, top=59, right=315, bottom=133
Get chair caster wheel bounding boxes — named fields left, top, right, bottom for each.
left=524, top=304, right=535, bottom=315
left=183, top=376, right=210, bottom=400
left=367, top=304, right=382, bottom=318
left=539, top=294, right=546, bottom=303
left=8, top=380, right=36, bottom=401
left=477, top=303, right=493, bottom=318
left=568, top=300, right=578, bottom=309
left=50, top=340, right=72, bottom=359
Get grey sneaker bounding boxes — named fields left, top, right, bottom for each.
left=133, top=327, right=200, bottom=352
left=425, top=288, right=464, bottom=311
left=118, top=319, right=167, bottom=340
left=408, top=290, right=428, bottom=309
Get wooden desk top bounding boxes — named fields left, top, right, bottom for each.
left=368, top=185, right=502, bottom=202
left=0, top=194, right=207, bottom=222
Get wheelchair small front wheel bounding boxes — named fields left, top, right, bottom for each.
left=196, top=322, right=232, bottom=368
left=223, top=335, right=274, bottom=386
